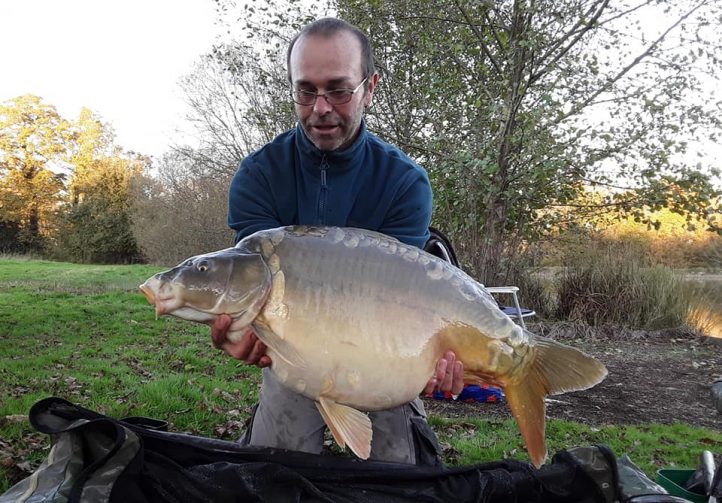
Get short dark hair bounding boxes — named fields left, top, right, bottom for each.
left=286, top=18, right=375, bottom=85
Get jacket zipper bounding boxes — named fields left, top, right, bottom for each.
left=318, top=155, right=329, bottom=224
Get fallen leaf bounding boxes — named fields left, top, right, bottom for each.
left=16, top=461, right=34, bottom=473
left=3, top=415, right=27, bottom=423
left=0, top=450, right=14, bottom=467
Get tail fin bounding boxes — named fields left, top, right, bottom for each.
left=532, top=336, right=608, bottom=395
left=504, top=375, right=548, bottom=468
left=504, top=336, right=607, bottom=468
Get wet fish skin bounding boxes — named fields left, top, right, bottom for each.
left=140, top=226, right=607, bottom=467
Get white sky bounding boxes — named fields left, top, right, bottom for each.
left=0, top=0, right=219, bottom=159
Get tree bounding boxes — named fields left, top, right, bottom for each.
left=67, top=107, right=116, bottom=201
left=129, top=149, right=234, bottom=265
left=173, top=45, right=297, bottom=178
left=54, top=109, right=147, bottom=263
left=176, top=0, right=339, bottom=178
left=127, top=49, right=297, bottom=263
left=339, top=0, right=722, bottom=281
left=56, top=154, right=146, bottom=263
left=0, top=95, right=73, bottom=251
left=1, top=97, right=149, bottom=262
left=208, top=0, right=721, bottom=282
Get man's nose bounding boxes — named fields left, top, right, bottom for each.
left=313, top=94, right=333, bottom=114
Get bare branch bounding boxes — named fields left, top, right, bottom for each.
left=531, top=0, right=610, bottom=83
left=452, top=0, right=502, bottom=74
left=554, top=0, right=708, bottom=124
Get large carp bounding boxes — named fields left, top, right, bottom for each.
left=140, top=226, right=607, bottom=467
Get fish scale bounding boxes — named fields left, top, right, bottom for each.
left=140, top=225, right=608, bottom=467
left=266, top=231, right=434, bottom=355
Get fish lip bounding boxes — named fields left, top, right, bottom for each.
left=138, top=284, right=175, bottom=307
left=139, top=284, right=155, bottom=304
left=139, top=285, right=176, bottom=316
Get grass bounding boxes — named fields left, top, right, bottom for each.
left=430, top=417, right=721, bottom=476
left=1, top=258, right=720, bottom=493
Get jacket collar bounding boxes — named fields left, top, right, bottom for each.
left=295, top=119, right=368, bottom=167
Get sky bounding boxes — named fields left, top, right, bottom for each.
left=0, top=0, right=220, bottom=159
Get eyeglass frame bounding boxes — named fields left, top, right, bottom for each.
left=290, top=77, right=369, bottom=106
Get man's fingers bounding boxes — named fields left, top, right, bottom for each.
left=211, top=329, right=225, bottom=348
left=210, top=315, right=232, bottom=348
left=435, top=358, right=448, bottom=382
left=439, top=353, right=456, bottom=391
left=451, top=361, right=464, bottom=395
left=224, top=338, right=251, bottom=360
left=219, top=329, right=254, bottom=359
left=423, top=377, right=437, bottom=396
left=245, top=339, right=267, bottom=364
left=217, top=314, right=232, bottom=330
left=224, top=332, right=271, bottom=367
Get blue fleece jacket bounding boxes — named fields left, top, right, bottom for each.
left=228, top=120, right=432, bottom=249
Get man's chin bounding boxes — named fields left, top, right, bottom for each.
left=309, top=135, right=345, bottom=152
left=301, top=123, right=353, bottom=151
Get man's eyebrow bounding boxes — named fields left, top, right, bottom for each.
left=294, top=77, right=355, bottom=88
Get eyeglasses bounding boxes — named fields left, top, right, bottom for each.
left=291, top=77, right=368, bottom=106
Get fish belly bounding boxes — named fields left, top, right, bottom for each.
left=265, top=301, right=442, bottom=411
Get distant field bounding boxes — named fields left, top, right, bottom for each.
left=1, top=258, right=720, bottom=493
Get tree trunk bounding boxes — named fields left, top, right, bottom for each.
left=476, top=0, right=531, bottom=285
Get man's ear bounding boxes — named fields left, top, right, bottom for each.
left=364, top=73, right=380, bottom=107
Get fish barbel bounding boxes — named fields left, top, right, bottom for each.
left=139, top=226, right=607, bottom=467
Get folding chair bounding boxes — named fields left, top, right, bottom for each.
left=423, top=227, right=535, bottom=329
left=484, top=286, right=536, bottom=330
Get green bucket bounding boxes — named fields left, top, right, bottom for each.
left=656, top=469, right=706, bottom=503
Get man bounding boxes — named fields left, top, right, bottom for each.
left=211, top=17, right=463, bottom=465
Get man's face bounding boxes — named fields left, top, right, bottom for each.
left=289, top=31, right=378, bottom=152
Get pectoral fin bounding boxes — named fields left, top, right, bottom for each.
left=252, top=321, right=307, bottom=369
left=316, top=397, right=372, bottom=460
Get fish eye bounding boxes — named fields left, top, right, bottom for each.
left=197, top=262, right=209, bottom=272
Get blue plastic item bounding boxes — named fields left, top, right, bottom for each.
left=431, top=384, right=505, bottom=403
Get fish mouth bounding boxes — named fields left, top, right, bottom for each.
left=139, top=284, right=174, bottom=317
left=139, top=284, right=155, bottom=304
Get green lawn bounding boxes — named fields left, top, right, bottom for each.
left=1, top=257, right=719, bottom=493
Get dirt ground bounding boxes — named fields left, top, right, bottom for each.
left=424, top=323, right=722, bottom=431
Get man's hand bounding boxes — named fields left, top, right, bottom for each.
left=210, top=314, right=272, bottom=367
left=423, top=350, right=464, bottom=396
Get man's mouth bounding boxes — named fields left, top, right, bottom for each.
left=312, top=124, right=339, bottom=134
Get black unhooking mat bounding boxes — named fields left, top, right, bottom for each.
left=2, top=397, right=624, bottom=503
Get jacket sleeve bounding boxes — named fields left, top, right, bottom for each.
left=227, top=157, right=282, bottom=244
left=378, top=169, right=432, bottom=249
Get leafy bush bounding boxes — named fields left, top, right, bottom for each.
left=52, top=197, right=142, bottom=264
left=536, top=192, right=721, bottom=270
left=498, top=268, right=557, bottom=321
left=556, top=242, right=694, bottom=329
left=601, top=208, right=722, bottom=269
left=0, top=220, right=27, bottom=253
